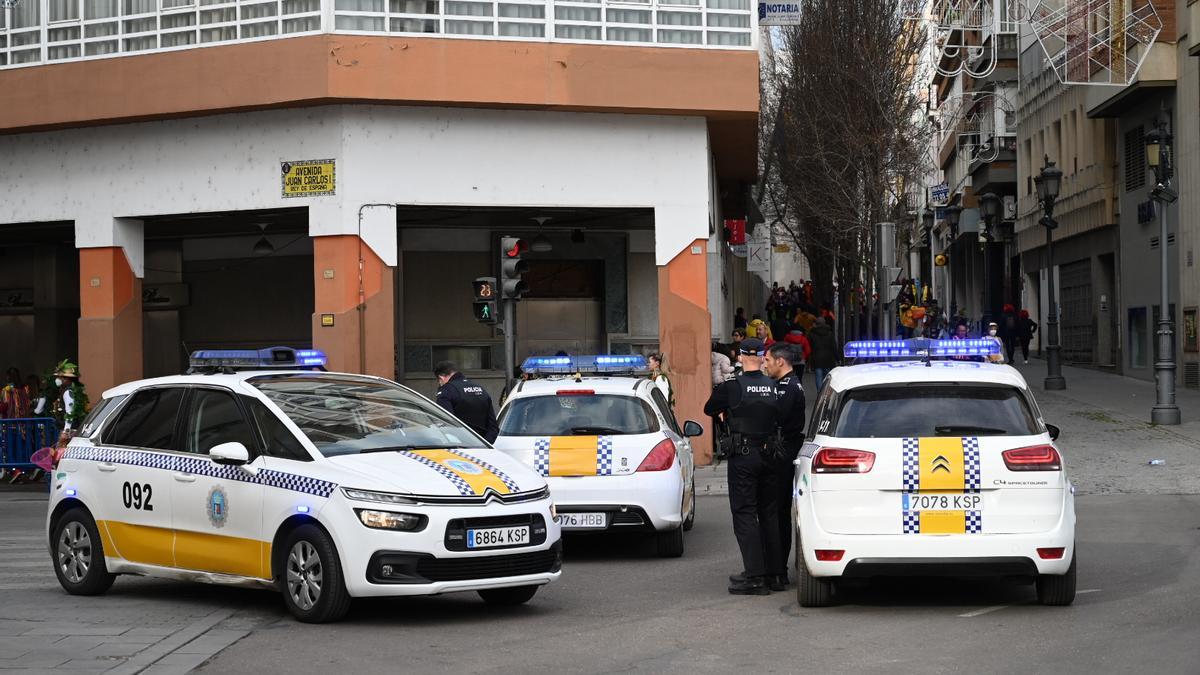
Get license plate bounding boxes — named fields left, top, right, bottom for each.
left=903, top=493, right=983, bottom=511
left=466, top=525, right=531, bottom=549
left=558, top=512, right=607, bottom=530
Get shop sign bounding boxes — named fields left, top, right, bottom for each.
left=142, top=283, right=190, bottom=310
left=0, top=288, right=33, bottom=310
left=281, top=159, right=336, bottom=198
left=758, top=1, right=800, bottom=25
left=747, top=243, right=771, bottom=272
left=730, top=244, right=749, bottom=257
left=931, top=182, right=950, bottom=204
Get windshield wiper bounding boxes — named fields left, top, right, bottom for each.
left=933, top=425, right=1007, bottom=436
left=359, top=444, right=467, bottom=454
left=570, top=426, right=624, bottom=436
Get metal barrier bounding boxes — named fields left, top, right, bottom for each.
left=0, top=418, right=59, bottom=470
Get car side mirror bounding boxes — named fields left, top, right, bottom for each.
left=210, top=441, right=250, bottom=466
left=1045, top=424, right=1060, bottom=441
left=682, top=420, right=704, bottom=437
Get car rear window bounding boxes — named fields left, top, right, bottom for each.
left=499, top=394, right=660, bottom=436
left=832, top=385, right=1040, bottom=438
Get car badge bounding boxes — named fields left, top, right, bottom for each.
left=207, top=486, right=229, bottom=528
left=931, top=455, right=952, bottom=474
left=443, top=459, right=484, bottom=475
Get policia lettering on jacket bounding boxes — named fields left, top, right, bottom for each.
left=703, top=337, right=787, bottom=595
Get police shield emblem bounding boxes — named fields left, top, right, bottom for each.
left=207, top=486, right=229, bottom=528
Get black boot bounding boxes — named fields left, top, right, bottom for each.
left=728, top=575, right=770, bottom=596
left=767, top=575, right=787, bottom=592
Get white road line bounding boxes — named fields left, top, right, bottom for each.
left=959, top=605, right=1011, bottom=618
left=1077, top=589, right=1102, bottom=594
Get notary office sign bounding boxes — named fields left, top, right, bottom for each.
left=281, top=159, right=336, bottom=198
left=758, top=1, right=800, bottom=25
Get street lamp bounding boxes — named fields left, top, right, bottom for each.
left=945, top=205, right=962, bottom=321
left=1035, top=157, right=1066, bottom=390
left=1146, top=108, right=1181, bottom=425
left=978, top=192, right=1001, bottom=323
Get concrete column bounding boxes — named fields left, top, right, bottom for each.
left=658, top=239, right=713, bottom=464
left=78, top=247, right=142, bottom=395
left=312, top=235, right=396, bottom=378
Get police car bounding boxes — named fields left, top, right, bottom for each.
left=494, top=356, right=701, bottom=557
left=46, top=348, right=561, bottom=623
left=794, top=339, right=1076, bottom=607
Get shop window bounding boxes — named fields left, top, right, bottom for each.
left=1129, top=307, right=1148, bottom=369
left=432, top=346, right=493, bottom=371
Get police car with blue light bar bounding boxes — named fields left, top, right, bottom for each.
left=492, top=355, right=702, bottom=557
left=793, top=339, right=1077, bottom=607
left=46, top=347, right=561, bottom=623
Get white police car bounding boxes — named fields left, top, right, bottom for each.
left=493, top=356, right=702, bottom=557
left=46, top=347, right=560, bottom=623
left=794, top=339, right=1076, bottom=607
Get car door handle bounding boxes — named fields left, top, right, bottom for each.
left=98, top=463, right=117, bottom=473
left=173, top=472, right=197, bottom=483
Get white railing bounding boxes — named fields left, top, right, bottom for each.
left=0, top=0, right=753, bottom=68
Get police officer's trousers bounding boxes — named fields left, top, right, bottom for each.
left=727, top=447, right=783, bottom=578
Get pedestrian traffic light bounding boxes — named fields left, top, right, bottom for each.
left=472, top=276, right=498, bottom=324
left=499, top=236, right=529, bottom=300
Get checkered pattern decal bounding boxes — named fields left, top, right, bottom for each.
left=62, top=446, right=336, bottom=497
left=596, top=436, right=614, bottom=476
left=445, top=449, right=521, bottom=492
left=962, top=436, right=981, bottom=492
left=966, top=510, right=983, bottom=534
left=901, top=438, right=920, bottom=492
left=902, top=510, right=921, bottom=534
left=533, top=438, right=551, bottom=477
left=396, top=451, right=475, bottom=496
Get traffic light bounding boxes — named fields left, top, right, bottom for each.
left=472, top=276, right=498, bottom=324
left=499, top=236, right=529, bottom=300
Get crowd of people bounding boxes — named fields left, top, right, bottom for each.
left=0, top=360, right=88, bottom=482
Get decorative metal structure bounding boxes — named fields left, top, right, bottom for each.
left=938, top=90, right=1017, bottom=164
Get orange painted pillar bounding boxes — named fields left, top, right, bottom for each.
left=312, top=235, right=395, bottom=378
left=658, top=239, right=713, bottom=464
left=78, top=247, right=142, bottom=395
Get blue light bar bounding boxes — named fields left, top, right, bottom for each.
left=521, top=354, right=649, bottom=375
left=188, top=347, right=327, bottom=370
left=843, top=339, right=1001, bottom=360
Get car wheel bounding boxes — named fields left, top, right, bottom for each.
left=682, top=480, right=696, bottom=532
left=655, top=526, right=685, bottom=558
left=1036, top=552, right=1077, bottom=606
left=52, top=508, right=115, bottom=596
left=795, top=529, right=833, bottom=607
left=478, top=585, right=539, bottom=606
left=280, top=524, right=352, bottom=623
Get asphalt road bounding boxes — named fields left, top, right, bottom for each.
left=2, top=490, right=1195, bottom=674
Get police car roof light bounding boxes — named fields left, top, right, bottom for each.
left=188, top=346, right=328, bottom=372
left=521, top=354, right=649, bottom=375
left=843, top=339, right=1001, bottom=360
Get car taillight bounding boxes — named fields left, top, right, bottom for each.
left=815, top=549, right=844, bottom=561
left=637, top=439, right=676, bottom=472
left=812, top=448, right=875, bottom=474
left=1002, top=445, right=1062, bottom=471
left=1037, top=547, right=1065, bottom=560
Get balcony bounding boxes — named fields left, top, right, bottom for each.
left=0, top=0, right=754, bottom=68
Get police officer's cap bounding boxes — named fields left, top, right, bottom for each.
left=738, top=338, right=765, bottom=356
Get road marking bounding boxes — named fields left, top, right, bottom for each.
left=958, top=605, right=1011, bottom=618
left=1077, top=588, right=1102, bottom=594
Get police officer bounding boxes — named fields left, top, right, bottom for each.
left=434, top=361, right=500, bottom=443
left=763, top=342, right=807, bottom=585
left=703, top=337, right=785, bottom=595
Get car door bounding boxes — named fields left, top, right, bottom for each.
left=91, top=386, right=186, bottom=569
left=170, top=386, right=268, bottom=578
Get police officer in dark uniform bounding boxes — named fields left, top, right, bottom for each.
left=703, top=337, right=785, bottom=595
left=434, top=361, right=500, bottom=443
left=764, top=342, right=807, bottom=584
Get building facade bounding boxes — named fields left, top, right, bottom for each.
left=0, top=5, right=762, bottom=461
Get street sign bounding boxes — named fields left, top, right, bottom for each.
left=758, top=1, right=800, bottom=25
left=747, top=243, right=770, bottom=272
left=931, top=182, right=950, bottom=203
left=281, top=159, right=336, bottom=198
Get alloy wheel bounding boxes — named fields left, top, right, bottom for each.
left=57, top=521, right=92, bottom=584
left=287, top=541, right=324, bottom=611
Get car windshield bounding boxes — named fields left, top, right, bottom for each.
left=499, top=394, right=659, bottom=436
left=832, top=384, right=1041, bottom=438
left=251, top=375, right=482, bottom=457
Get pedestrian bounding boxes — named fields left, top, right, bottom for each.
left=748, top=319, right=775, bottom=346
left=999, top=304, right=1019, bottom=363
left=807, top=316, right=838, bottom=391
left=647, top=353, right=675, bottom=407
left=711, top=343, right=734, bottom=385
left=50, top=360, right=88, bottom=437
left=985, top=322, right=1006, bottom=363
left=1017, top=309, right=1038, bottom=364
left=783, top=326, right=811, bottom=378
left=434, top=361, right=500, bottom=443
left=26, top=374, right=47, bottom=416
left=704, top=337, right=784, bottom=595
left=0, top=368, right=30, bottom=419
left=734, top=307, right=748, bottom=330
left=763, top=343, right=806, bottom=582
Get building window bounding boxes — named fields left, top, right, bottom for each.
left=1124, top=125, right=1145, bottom=192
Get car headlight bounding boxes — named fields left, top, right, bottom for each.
left=343, top=487, right=418, bottom=505
left=355, top=509, right=426, bottom=532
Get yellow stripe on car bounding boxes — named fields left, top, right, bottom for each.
left=547, top=436, right=600, bottom=476
left=918, top=436, right=966, bottom=492
left=409, top=449, right=514, bottom=495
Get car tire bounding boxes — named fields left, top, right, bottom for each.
left=52, top=507, right=116, bottom=596
left=478, top=585, right=539, bottom=606
left=655, top=526, right=685, bottom=558
left=1036, top=552, right=1077, bottom=606
left=682, top=480, right=696, bottom=532
left=280, top=524, right=352, bottom=623
left=795, top=529, right=833, bottom=607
